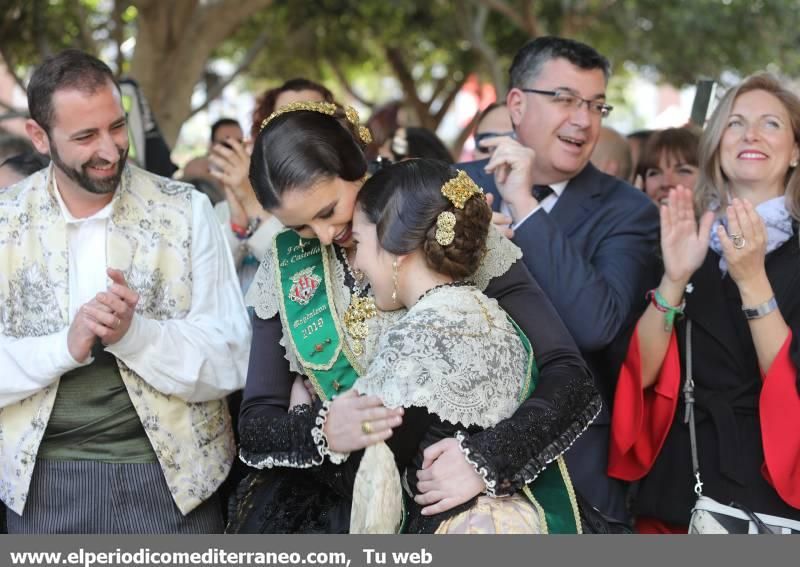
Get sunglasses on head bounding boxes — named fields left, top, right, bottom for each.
left=474, top=131, right=515, bottom=154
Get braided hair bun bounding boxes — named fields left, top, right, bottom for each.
left=422, top=192, right=491, bottom=279
left=357, top=159, right=492, bottom=281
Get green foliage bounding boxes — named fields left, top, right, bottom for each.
left=1, top=0, right=134, bottom=74
left=219, top=0, right=494, bottom=99
left=524, top=0, right=800, bottom=85
left=3, top=0, right=800, bottom=113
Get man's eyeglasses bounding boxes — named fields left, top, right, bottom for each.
left=474, top=131, right=515, bottom=154
left=520, top=88, right=613, bottom=117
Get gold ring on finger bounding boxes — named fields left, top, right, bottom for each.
left=361, top=420, right=373, bottom=435
left=732, top=234, right=746, bottom=249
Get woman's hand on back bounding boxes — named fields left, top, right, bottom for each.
left=414, top=437, right=485, bottom=515
left=324, top=390, right=403, bottom=453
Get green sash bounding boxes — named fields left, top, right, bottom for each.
left=273, top=229, right=362, bottom=401
left=274, top=229, right=581, bottom=533
left=509, top=319, right=582, bottom=534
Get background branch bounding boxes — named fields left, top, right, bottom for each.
left=187, top=29, right=270, bottom=118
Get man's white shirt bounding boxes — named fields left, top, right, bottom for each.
left=500, top=180, right=568, bottom=229
left=0, top=180, right=251, bottom=408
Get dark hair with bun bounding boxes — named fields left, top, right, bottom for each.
left=249, top=106, right=368, bottom=210
left=357, top=159, right=491, bottom=279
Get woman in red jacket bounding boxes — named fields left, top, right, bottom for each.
left=609, top=73, right=800, bottom=533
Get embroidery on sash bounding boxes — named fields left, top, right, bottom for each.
left=272, top=229, right=363, bottom=400
left=288, top=267, right=321, bottom=306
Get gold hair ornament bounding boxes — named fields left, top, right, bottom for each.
left=435, top=170, right=483, bottom=246
left=260, top=101, right=373, bottom=145
left=435, top=212, right=457, bottom=246
left=442, top=170, right=483, bottom=209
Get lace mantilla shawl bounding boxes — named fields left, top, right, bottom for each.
left=244, top=226, right=521, bottom=374
left=354, top=286, right=528, bottom=428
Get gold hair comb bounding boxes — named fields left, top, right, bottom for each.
left=260, top=101, right=372, bottom=145
left=435, top=170, right=483, bottom=246
left=442, top=170, right=482, bottom=209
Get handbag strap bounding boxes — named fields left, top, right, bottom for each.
left=682, top=321, right=705, bottom=496
left=683, top=322, right=782, bottom=534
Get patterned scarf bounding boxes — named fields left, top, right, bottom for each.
left=709, top=195, right=794, bottom=275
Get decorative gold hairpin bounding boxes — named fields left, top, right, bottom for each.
left=435, top=170, right=483, bottom=246
left=260, top=101, right=372, bottom=145
left=435, top=212, right=457, bottom=246
left=442, top=170, right=482, bottom=209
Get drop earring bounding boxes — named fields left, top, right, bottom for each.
left=391, top=258, right=399, bottom=303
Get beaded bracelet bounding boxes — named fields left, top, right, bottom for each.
left=646, top=289, right=685, bottom=332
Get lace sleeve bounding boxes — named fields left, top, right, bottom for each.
left=472, top=226, right=523, bottom=291
left=239, top=403, right=326, bottom=469
left=244, top=242, right=280, bottom=320
left=457, top=376, right=601, bottom=496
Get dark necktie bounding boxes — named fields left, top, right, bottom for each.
left=533, top=184, right=553, bottom=202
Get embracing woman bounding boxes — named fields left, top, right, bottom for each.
left=227, top=102, right=600, bottom=533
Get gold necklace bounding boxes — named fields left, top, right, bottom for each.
left=341, top=247, right=376, bottom=356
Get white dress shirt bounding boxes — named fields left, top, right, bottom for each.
left=500, top=180, right=569, bottom=229
left=0, top=183, right=251, bottom=408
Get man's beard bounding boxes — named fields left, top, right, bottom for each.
left=50, top=141, right=128, bottom=195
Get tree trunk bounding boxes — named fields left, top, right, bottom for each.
left=129, top=0, right=272, bottom=146
left=385, top=46, right=436, bottom=130
left=457, top=2, right=506, bottom=95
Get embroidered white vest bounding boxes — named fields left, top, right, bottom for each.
left=0, top=164, right=235, bottom=516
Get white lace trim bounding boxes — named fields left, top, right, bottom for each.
left=354, top=286, right=528, bottom=429
left=456, top=405, right=602, bottom=498
left=245, top=251, right=280, bottom=320
left=472, top=225, right=522, bottom=291
left=515, top=400, right=602, bottom=487
left=238, top=451, right=319, bottom=470
left=455, top=431, right=501, bottom=497
left=310, top=400, right=349, bottom=464
left=457, top=398, right=602, bottom=497
left=279, top=334, right=303, bottom=375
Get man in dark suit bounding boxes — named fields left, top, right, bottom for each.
left=461, top=36, right=660, bottom=524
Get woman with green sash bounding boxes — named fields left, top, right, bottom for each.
left=227, top=102, right=600, bottom=533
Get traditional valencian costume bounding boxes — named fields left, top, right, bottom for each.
left=226, top=103, right=600, bottom=534
left=1, top=164, right=249, bottom=532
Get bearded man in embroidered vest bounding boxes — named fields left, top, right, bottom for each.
left=0, top=49, right=251, bottom=533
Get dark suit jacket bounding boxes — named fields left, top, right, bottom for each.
left=461, top=159, right=660, bottom=521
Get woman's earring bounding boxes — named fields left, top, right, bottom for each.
left=392, top=259, right=399, bottom=303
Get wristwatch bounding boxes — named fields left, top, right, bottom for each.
left=741, top=296, right=778, bottom=320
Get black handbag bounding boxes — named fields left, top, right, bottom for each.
left=683, top=321, right=800, bottom=534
